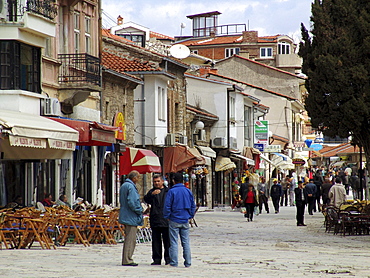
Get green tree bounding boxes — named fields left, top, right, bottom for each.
left=299, top=0, right=370, bottom=171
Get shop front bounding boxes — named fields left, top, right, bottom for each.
left=0, top=110, right=79, bottom=207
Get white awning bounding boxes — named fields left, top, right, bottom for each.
left=230, top=153, right=255, bottom=166
left=0, top=110, right=79, bottom=159
left=196, top=146, right=217, bottom=158
left=215, top=156, right=236, bottom=172
left=260, top=154, right=277, bottom=167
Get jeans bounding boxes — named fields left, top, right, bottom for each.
left=169, top=220, right=191, bottom=267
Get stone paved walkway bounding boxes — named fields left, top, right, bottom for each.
left=2, top=204, right=370, bottom=277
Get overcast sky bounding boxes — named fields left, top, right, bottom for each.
left=102, top=0, right=313, bottom=44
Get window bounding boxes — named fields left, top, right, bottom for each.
left=0, top=41, right=41, bottom=93
left=158, top=86, right=166, bottom=121
left=244, top=106, right=252, bottom=140
left=225, top=48, right=240, bottom=58
left=85, top=16, right=91, bottom=54
left=260, top=47, right=273, bottom=58
left=192, top=50, right=198, bottom=55
left=229, top=96, right=235, bottom=120
left=278, top=42, right=290, bottom=55
left=119, top=34, right=145, bottom=47
left=74, top=12, right=80, bottom=53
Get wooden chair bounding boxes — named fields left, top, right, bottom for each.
left=57, top=214, right=90, bottom=247
left=0, top=212, right=19, bottom=249
left=88, top=213, right=116, bottom=244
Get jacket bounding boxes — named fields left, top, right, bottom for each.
left=305, top=182, right=317, bottom=196
left=294, top=187, right=308, bottom=206
left=163, top=183, right=196, bottom=224
left=329, top=183, right=346, bottom=208
left=118, top=178, right=143, bottom=226
left=270, top=183, right=282, bottom=198
left=144, top=186, right=169, bottom=227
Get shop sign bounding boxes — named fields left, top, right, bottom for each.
left=254, top=143, right=264, bottom=152
left=9, top=135, right=46, bottom=148
left=292, top=158, right=306, bottom=165
left=254, top=120, right=268, bottom=145
left=264, top=145, right=281, bottom=153
left=113, top=112, right=126, bottom=140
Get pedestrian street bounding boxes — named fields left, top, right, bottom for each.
left=2, top=203, right=370, bottom=277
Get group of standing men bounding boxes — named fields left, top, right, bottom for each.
left=118, top=170, right=196, bottom=268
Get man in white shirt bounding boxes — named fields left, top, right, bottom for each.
left=329, top=177, right=346, bottom=208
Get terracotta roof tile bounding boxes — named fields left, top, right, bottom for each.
left=208, top=72, right=297, bottom=100
left=258, top=35, right=279, bottom=43
left=186, top=104, right=218, bottom=119
left=150, top=31, right=174, bottom=41
left=180, top=36, right=244, bottom=46
left=312, top=143, right=354, bottom=158
left=102, top=51, right=160, bottom=73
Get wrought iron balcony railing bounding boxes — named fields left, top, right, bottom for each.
left=5, top=0, right=57, bottom=22
left=58, top=53, right=101, bottom=87
left=26, top=0, right=57, bottom=20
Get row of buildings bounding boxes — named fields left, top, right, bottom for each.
left=0, top=2, right=311, bottom=209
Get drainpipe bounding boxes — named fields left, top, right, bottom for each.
left=141, top=75, right=146, bottom=194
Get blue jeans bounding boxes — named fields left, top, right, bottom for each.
left=169, top=220, right=191, bottom=267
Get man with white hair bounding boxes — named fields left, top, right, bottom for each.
left=329, top=177, right=346, bottom=208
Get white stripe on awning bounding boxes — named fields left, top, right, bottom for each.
left=230, top=153, right=255, bottom=166
left=0, top=110, right=79, bottom=142
left=196, top=146, right=216, bottom=158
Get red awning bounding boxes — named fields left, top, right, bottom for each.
left=120, top=147, right=162, bottom=175
left=49, top=117, right=117, bottom=146
left=163, top=145, right=205, bottom=173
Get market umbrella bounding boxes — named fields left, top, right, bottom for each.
left=119, top=147, right=162, bottom=175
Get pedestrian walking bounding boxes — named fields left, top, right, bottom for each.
left=280, top=176, right=290, bottom=206
left=163, top=172, right=196, bottom=268
left=119, top=170, right=143, bottom=267
left=270, top=178, right=282, bottom=214
left=295, top=181, right=308, bottom=226
left=244, top=184, right=258, bottom=221
left=321, top=177, right=333, bottom=206
left=144, top=174, right=170, bottom=265
left=305, top=179, right=317, bottom=215
left=257, top=177, right=269, bottom=213
left=329, top=177, right=346, bottom=208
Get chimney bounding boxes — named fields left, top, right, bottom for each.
left=238, top=50, right=250, bottom=59
left=199, top=66, right=218, bottom=77
left=242, top=31, right=258, bottom=43
left=117, top=15, right=123, bottom=25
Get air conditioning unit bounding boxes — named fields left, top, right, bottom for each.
left=178, top=135, right=188, bottom=145
left=165, top=133, right=176, bottom=146
left=0, top=0, right=6, bottom=19
left=230, top=137, right=238, bottom=149
left=212, top=136, right=227, bottom=148
left=41, top=98, right=61, bottom=116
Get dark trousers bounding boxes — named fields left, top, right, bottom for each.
left=280, top=189, right=288, bottom=206
left=245, top=203, right=255, bottom=220
left=151, top=226, right=170, bottom=264
left=259, top=195, right=269, bottom=213
left=272, top=197, right=280, bottom=212
left=296, top=204, right=306, bottom=225
left=307, top=197, right=316, bottom=214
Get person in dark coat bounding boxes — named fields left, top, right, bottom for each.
left=313, top=171, right=323, bottom=212
left=239, top=177, right=250, bottom=219
left=144, top=174, right=170, bottom=265
left=305, top=179, right=317, bottom=215
left=295, top=181, right=308, bottom=226
left=321, top=178, right=333, bottom=205
left=270, top=178, right=282, bottom=214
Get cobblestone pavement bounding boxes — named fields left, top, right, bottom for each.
left=2, top=204, right=370, bottom=278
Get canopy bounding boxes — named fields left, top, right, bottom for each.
left=49, top=117, right=117, bottom=146
left=0, top=110, right=78, bottom=159
left=196, top=146, right=217, bottom=158
left=215, top=156, right=236, bottom=172
left=163, top=145, right=205, bottom=173
left=230, top=153, right=255, bottom=166
left=271, top=153, right=294, bottom=170
left=120, top=147, right=162, bottom=175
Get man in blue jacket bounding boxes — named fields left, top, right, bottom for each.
left=119, top=170, right=143, bottom=266
left=163, top=172, right=196, bottom=268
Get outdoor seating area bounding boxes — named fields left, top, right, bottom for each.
left=323, top=200, right=370, bottom=236
left=0, top=206, right=151, bottom=249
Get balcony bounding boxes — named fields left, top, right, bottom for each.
left=275, top=53, right=302, bottom=70
left=0, top=0, right=57, bottom=46
left=193, top=24, right=247, bottom=37
left=58, top=53, right=102, bottom=108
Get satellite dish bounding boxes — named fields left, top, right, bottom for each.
left=169, top=44, right=190, bottom=59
